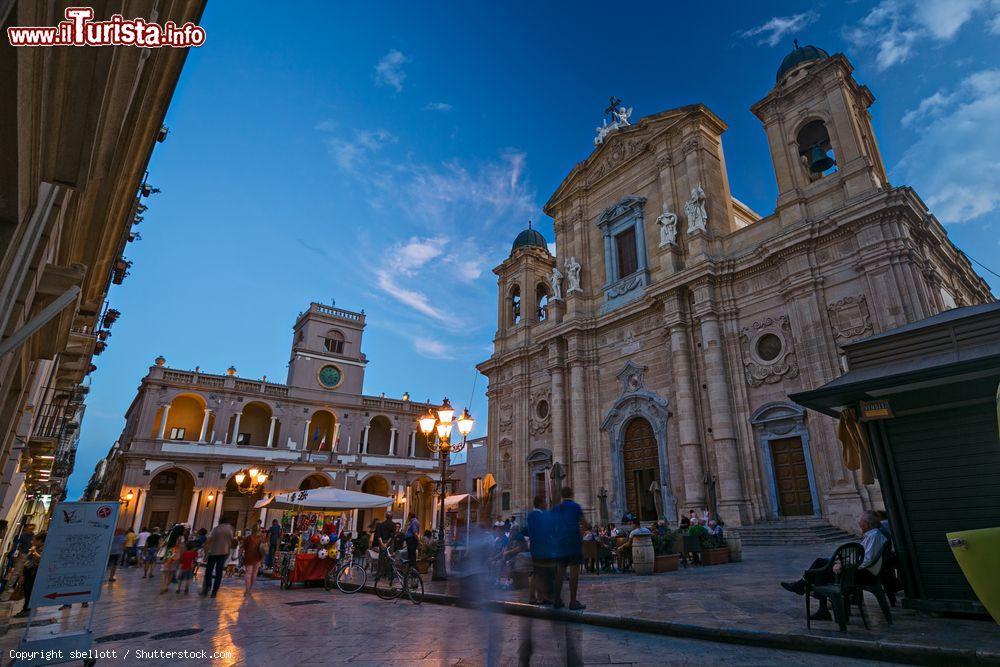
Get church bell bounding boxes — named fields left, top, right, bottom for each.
left=807, top=145, right=836, bottom=173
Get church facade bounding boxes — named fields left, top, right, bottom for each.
left=476, top=46, right=992, bottom=532
left=89, top=302, right=443, bottom=534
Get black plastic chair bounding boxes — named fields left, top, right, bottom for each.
left=805, top=542, right=866, bottom=632
left=854, top=541, right=894, bottom=626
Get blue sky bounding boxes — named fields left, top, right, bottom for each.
left=67, top=1, right=1000, bottom=497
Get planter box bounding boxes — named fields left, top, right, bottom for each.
left=653, top=553, right=680, bottom=573
left=703, top=547, right=730, bottom=566
left=415, top=559, right=431, bottom=574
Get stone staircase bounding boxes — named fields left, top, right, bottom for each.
left=732, top=518, right=857, bottom=547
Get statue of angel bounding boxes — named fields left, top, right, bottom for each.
left=613, top=106, right=633, bottom=126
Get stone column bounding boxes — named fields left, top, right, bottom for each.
left=131, top=490, right=147, bottom=532
left=212, top=491, right=224, bottom=527
left=333, top=423, right=341, bottom=452
left=361, top=426, right=370, bottom=454
left=549, top=366, right=567, bottom=465
left=157, top=404, right=171, bottom=439
left=266, top=417, right=277, bottom=448
left=230, top=412, right=242, bottom=445
left=187, top=490, right=200, bottom=526
left=699, top=313, right=743, bottom=522
left=301, top=420, right=311, bottom=450
left=569, top=361, right=592, bottom=511
left=198, top=409, right=211, bottom=443
left=389, top=428, right=398, bottom=455
left=669, top=323, right=705, bottom=507
left=408, top=431, right=415, bottom=457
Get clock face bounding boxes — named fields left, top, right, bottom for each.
left=318, top=364, right=343, bottom=389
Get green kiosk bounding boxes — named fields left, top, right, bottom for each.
left=792, top=302, right=1000, bottom=618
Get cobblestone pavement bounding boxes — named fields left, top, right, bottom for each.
left=430, top=543, right=999, bottom=660
left=0, top=564, right=895, bottom=666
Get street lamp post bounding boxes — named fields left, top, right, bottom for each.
left=418, top=397, right=474, bottom=581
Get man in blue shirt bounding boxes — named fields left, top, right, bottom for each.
left=526, top=495, right=554, bottom=605
left=551, top=487, right=586, bottom=611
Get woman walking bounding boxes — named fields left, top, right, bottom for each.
left=142, top=527, right=161, bottom=579
left=159, top=543, right=178, bottom=594
left=241, top=525, right=264, bottom=594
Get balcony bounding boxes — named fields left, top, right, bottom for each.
left=155, top=368, right=289, bottom=397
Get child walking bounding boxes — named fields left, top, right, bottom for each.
left=176, top=541, right=198, bottom=594
left=159, top=544, right=178, bottom=594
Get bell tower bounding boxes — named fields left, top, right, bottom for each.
left=751, top=44, right=889, bottom=223
left=286, top=302, right=367, bottom=395
left=493, top=223, right=556, bottom=354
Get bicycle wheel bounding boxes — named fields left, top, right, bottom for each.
left=374, top=569, right=404, bottom=600
left=405, top=568, right=423, bottom=605
left=336, top=562, right=366, bottom=594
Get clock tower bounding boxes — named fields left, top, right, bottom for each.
left=286, top=302, right=367, bottom=395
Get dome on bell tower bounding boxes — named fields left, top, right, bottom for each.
left=510, top=221, right=548, bottom=254
left=776, top=41, right=829, bottom=83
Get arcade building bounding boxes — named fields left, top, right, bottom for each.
left=88, top=302, right=443, bottom=534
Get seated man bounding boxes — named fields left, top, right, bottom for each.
left=705, top=519, right=723, bottom=538
left=687, top=517, right=708, bottom=540
left=780, top=510, right=888, bottom=620
left=615, top=519, right=651, bottom=570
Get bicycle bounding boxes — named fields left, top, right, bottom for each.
left=325, top=543, right=367, bottom=594
left=372, top=547, right=423, bottom=604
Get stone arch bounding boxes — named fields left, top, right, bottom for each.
left=408, top=475, right=435, bottom=533
left=600, top=376, right=676, bottom=523
left=750, top=402, right=819, bottom=518
left=526, top=448, right=552, bottom=502
left=234, top=401, right=273, bottom=447
left=535, top=282, right=551, bottom=321
left=509, top=283, right=522, bottom=327
left=324, top=328, right=346, bottom=354
left=359, top=474, right=390, bottom=528
left=306, top=409, right=337, bottom=451
left=795, top=117, right=838, bottom=179
left=155, top=393, right=207, bottom=441
left=366, top=415, right=393, bottom=455
left=141, top=467, right=195, bottom=531
left=413, top=430, right=434, bottom=458
left=299, top=472, right=334, bottom=490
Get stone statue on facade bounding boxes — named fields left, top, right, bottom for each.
left=549, top=265, right=564, bottom=301
left=684, top=185, right=708, bottom=233
left=656, top=205, right=678, bottom=247
left=565, top=256, right=582, bottom=294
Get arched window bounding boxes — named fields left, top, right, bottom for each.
left=796, top=119, right=837, bottom=180
left=324, top=329, right=345, bottom=354
left=536, top=283, right=550, bottom=321
left=510, top=285, right=521, bottom=326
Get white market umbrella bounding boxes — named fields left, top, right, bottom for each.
left=255, top=486, right=393, bottom=511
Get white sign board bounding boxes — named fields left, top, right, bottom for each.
left=30, top=501, right=119, bottom=608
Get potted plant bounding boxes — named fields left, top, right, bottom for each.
left=702, top=534, right=730, bottom=565
left=102, top=308, right=121, bottom=328
left=415, top=540, right=437, bottom=574
left=652, top=533, right=680, bottom=573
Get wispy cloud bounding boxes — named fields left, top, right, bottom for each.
left=738, top=11, right=819, bottom=47
left=321, top=128, right=396, bottom=172
left=845, top=0, right=1000, bottom=70
left=375, top=49, right=408, bottom=92
left=413, top=336, right=454, bottom=359
left=896, top=69, right=1000, bottom=223
left=423, top=101, right=452, bottom=112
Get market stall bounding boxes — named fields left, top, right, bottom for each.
left=255, top=487, right=393, bottom=588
